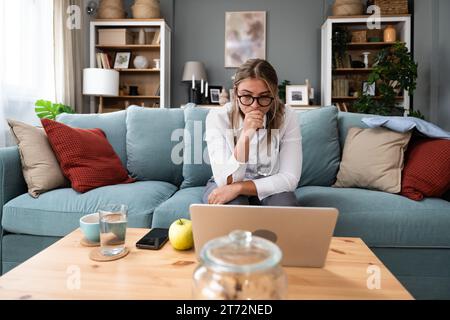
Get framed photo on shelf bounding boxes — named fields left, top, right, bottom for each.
left=209, top=86, right=222, bottom=104
left=225, top=11, right=266, bottom=68
left=362, top=82, right=376, bottom=96
left=114, top=52, right=131, bottom=69
left=286, top=85, right=309, bottom=106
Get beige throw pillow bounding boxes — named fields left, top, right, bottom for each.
left=7, top=119, right=68, bottom=198
left=333, top=127, right=411, bottom=194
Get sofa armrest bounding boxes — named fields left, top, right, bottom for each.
left=0, top=147, right=27, bottom=221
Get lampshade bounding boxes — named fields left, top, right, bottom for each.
left=83, top=68, right=119, bottom=96
left=182, top=61, right=207, bottom=82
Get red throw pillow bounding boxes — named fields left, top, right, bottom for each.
left=41, top=119, right=135, bottom=193
left=401, top=138, right=450, bottom=201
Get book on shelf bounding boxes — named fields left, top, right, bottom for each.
left=96, top=52, right=112, bottom=69
left=152, top=29, right=161, bottom=45
left=154, top=85, right=160, bottom=96
left=146, top=31, right=155, bottom=44
left=96, top=53, right=102, bottom=68
left=332, top=78, right=349, bottom=97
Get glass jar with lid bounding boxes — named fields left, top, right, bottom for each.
left=192, top=230, right=287, bottom=300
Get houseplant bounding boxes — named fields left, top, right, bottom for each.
left=35, top=99, right=74, bottom=120
left=278, top=80, right=291, bottom=104
left=354, top=42, right=418, bottom=116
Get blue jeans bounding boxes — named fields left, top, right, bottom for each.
left=202, top=178, right=298, bottom=206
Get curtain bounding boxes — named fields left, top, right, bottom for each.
left=53, top=0, right=86, bottom=114
left=0, top=0, right=55, bottom=147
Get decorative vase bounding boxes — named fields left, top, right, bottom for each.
left=138, top=28, right=146, bottom=45
left=131, top=0, right=160, bottom=19
left=384, top=25, right=397, bottom=42
left=133, top=56, right=149, bottom=69
left=97, top=0, right=126, bottom=19
left=362, top=52, right=371, bottom=68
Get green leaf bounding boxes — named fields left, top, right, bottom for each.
left=34, top=99, right=75, bottom=120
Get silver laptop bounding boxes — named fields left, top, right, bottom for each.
left=190, top=204, right=339, bottom=268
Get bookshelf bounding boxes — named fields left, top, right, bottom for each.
left=89, top=19, right=171, bottom=113
left=321, top=15, right=411, bottom=114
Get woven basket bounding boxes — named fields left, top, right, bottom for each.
left=332, top=3, right=364, bottom=16
left=370, top=0, right=408, bottom=15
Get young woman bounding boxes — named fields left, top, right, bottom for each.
left=203, top=59, right=302, bottom=206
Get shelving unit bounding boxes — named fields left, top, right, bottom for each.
left=321, top=15, right=411, bottom=114
left=89, top=19, right=171, bottom=113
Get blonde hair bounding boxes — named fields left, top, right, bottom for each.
left=230, top=59, right=285, bottom=144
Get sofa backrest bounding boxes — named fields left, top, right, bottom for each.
left=57, top=111, right=128, bottom=166
left=56, top=107, right=373, bottom=189
left=337, top=112, right=372, bottom=149
left=180, top=105, right=342, bottom=188
left=126, top=106, right=185, bottom=186
left=297, top=106, right=341, bottom=187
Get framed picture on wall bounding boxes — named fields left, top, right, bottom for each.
left=208, top=86, right=222, bottom=104
left=362, top=82, right=376, bottom=96
left=225, top=11, right=266, bottom=68
left=286, top=85, right=309, bottom=106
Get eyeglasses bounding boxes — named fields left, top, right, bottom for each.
left=237, top=95, right=274, bottom=107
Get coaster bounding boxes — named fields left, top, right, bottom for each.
left=80, top=238, right=100, bottom=247
left=89, top=247, right=130, bottom=262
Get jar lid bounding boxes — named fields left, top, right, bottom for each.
left=200, top=230, right=283, bottom=273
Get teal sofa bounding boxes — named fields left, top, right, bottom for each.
left=1, top=105, right=450, bottom=300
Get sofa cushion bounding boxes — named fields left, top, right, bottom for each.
left=334, top=127, right=411, bottom=194
left=2, top=181, right=177, bottom=237
left=126, top=106, right=185, bottom=186
left=7, top=119, right=68, bottom=198
left=180, top=105, right=341, bottom=188
left=41, top=118, right=135, bottom=193
left=152, top=186, right=204, bottom=228
left=297, top=106, right=341, bottom=187
left=401, top=138, right=450, bottom=201
left=180, top=107, right=212, bottom=189
left=295, top=186, right=450, bottom=248
left=57, top=110, right=127, bottom=167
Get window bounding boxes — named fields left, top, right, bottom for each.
left=0, top=0, right=55, bottom=147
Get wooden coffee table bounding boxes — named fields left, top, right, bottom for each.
left=0, top=228, right=413, bottom=300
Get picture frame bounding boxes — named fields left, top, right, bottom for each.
left=225, top=11, right=266, bottom=68
left=286, top=85, right=309, bottom=106
left=114, top=52, right=131, bottom=69
left=209, top=86, right=222, bottom=104
left=362, top=82, right=376, bottom=96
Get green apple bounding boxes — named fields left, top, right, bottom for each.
left=169, top=218, right=193, bottom=250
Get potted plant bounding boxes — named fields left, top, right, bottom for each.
left=35, top=100, right=74, bottom=120
left=278, top=80, right=291, bottom=104
left=354, top=42, right=418, bottom=116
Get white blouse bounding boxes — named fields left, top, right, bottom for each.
left=205, top=102, right=302, bottom=200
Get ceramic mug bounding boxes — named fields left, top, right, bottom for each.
left=80, top=213, right=100, bottom=243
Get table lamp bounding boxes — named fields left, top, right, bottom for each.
left=83, top=68, right=119, bottom=113
left=182, top=61, right=207, bottom=104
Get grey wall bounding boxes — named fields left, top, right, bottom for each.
left=171, top=0, right=326, bottom=108
left=414, top=0, right=450, bottom=130
left=81, top=0, right=450, bottom=130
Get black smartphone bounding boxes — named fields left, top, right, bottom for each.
left=136, top=228, right=169, bottom=250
